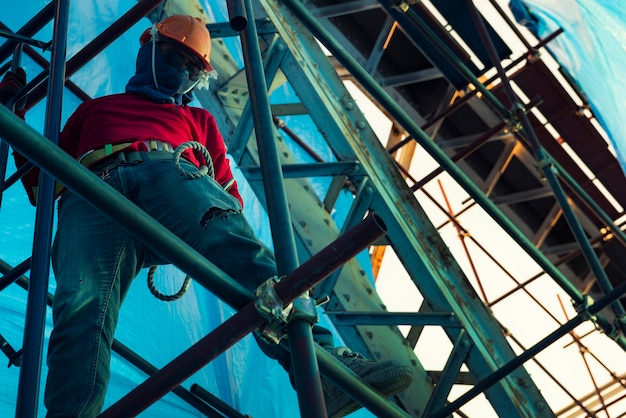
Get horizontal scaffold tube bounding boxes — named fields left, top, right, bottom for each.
left=276, top=0, right=626, bottom=350
left=0, top=105, right=252, bottom=309
left=98, top=214, right=396, bottom=417
left=0, top=106, right=405, bottom=417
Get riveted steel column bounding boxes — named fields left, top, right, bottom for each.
left=277, top=0, right=626, bottom=349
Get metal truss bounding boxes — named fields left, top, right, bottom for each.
left=1, top=0, right=626, bottom=417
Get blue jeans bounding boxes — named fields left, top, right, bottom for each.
left=45, top=158, right=330, bottom=417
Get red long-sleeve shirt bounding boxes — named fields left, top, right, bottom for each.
left=16, top=92, right=242, bottom=206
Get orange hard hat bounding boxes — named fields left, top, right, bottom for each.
left=140, top=15, right=213, bottom=71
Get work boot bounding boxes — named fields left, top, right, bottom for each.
left=323, top=347, right=413, bottom=418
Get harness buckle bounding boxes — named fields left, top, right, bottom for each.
left=99, top=167, right=110, bottom=181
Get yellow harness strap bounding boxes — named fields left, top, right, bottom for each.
left=78, top=142, right=134, bottom=168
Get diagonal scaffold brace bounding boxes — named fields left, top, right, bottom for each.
left=0, top=333, right=22, bottom=368
left=98, top=212, right=389, bottom=417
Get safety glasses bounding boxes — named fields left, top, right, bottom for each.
left=158, top=42, right=204, bottom=81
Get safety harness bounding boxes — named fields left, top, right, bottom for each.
left=83, top=140, right=222, bottom=302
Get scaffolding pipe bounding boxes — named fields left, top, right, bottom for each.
left=557, top=296, right=609, bottom=414
left=0, top=261, right=52, bottom=308
left=238, top=0, right=325, bottom=416
left=15, top=1, right=69, bottom=415
left=410, top=121, right=505, bottom=191
left=222, top=34, right=286, bottom=166
left=110, top=341, right=226, bottom=418
left=506, top=331, right=595, bottom=416
left=487, top=0, right=534, bottom=51
left=0, top=106, right=254, bottom=309
left=98, top=214, right=392, bottom=417
left=0, top=332, right=22, bottom=368
left=0, top=259, right=228, bottom=417
left=23, top=0, right=164, bottom=109
left=418, top=182, right=605, bottom=415
left=388, top=27, right=563, bottom=155
left=418, top=184, right=589, bottom=332
left=1, top=41, right=93, bottom=194
left=314, top=345, right=410, bottom=418
left=227, top=0, right=248, bottom=31
left=382, top=0, right=508, bottom=117
left=0, top=1, right=55, bottom=61
left=190, top=384, right=249, bottom=418
left=465, top=0, right=626, bottom=326
left=431, top=278, right=626, bottom=417
left=0, top=30, right=49, bottom=53
left=0, top=43, right=23, bottom=206
left=0, top=257, right=31, bottom=292
left=551, top=156, right=626, bottom=248
left=277, top=0, right=626, bottom=350
left=240, top=0, right=298, bottom=292
left=1, top=0, right=162, bottom=207
left=410, top=96, right=542, bottom=192
left=0, top=106, right=402, bottom=418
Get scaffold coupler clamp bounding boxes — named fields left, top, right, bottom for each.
left=290, top=292, right=320, bottom=325
left=254, top=276, right=320, bottom=344
left=504, top=102, right=525, bottom=132
left=614, top=314, right=626, bottom=340
left=255, top=276, right=292, bottom=344
left=574, top=294, right=599, bottom=327
left=536, top=156, right=557, bottom=176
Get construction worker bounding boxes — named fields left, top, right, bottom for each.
left=2, top=15, right=412, bottom=417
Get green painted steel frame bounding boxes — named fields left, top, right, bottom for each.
left=256, top=0, right=557, bottom=416
left=5, top=0, right=626, bottom=416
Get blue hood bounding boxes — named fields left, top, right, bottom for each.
left=125, top=42, right=194, bottom=105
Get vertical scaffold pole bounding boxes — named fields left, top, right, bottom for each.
left=236, top=0, right=327, bottom=415
left=464, top=0, right=626, bottom=327
left=0, top=43, right=24, bottom=206
left=277, top=0, right=626, bottom=349
left=16, top=1, right=69, bottom=417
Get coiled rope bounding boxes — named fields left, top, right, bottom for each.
left=147, top=141, right=214, bottom=302
left=173, top=141, right=214, bottom=179
left=147, top=266, right=192, bottom=302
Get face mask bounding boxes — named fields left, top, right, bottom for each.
left=150, top=36, right=217, bottom=95
left=178, top=75, right=200, bottom=95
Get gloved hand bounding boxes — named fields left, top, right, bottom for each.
left=0, top=67, right=27, bottom=111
